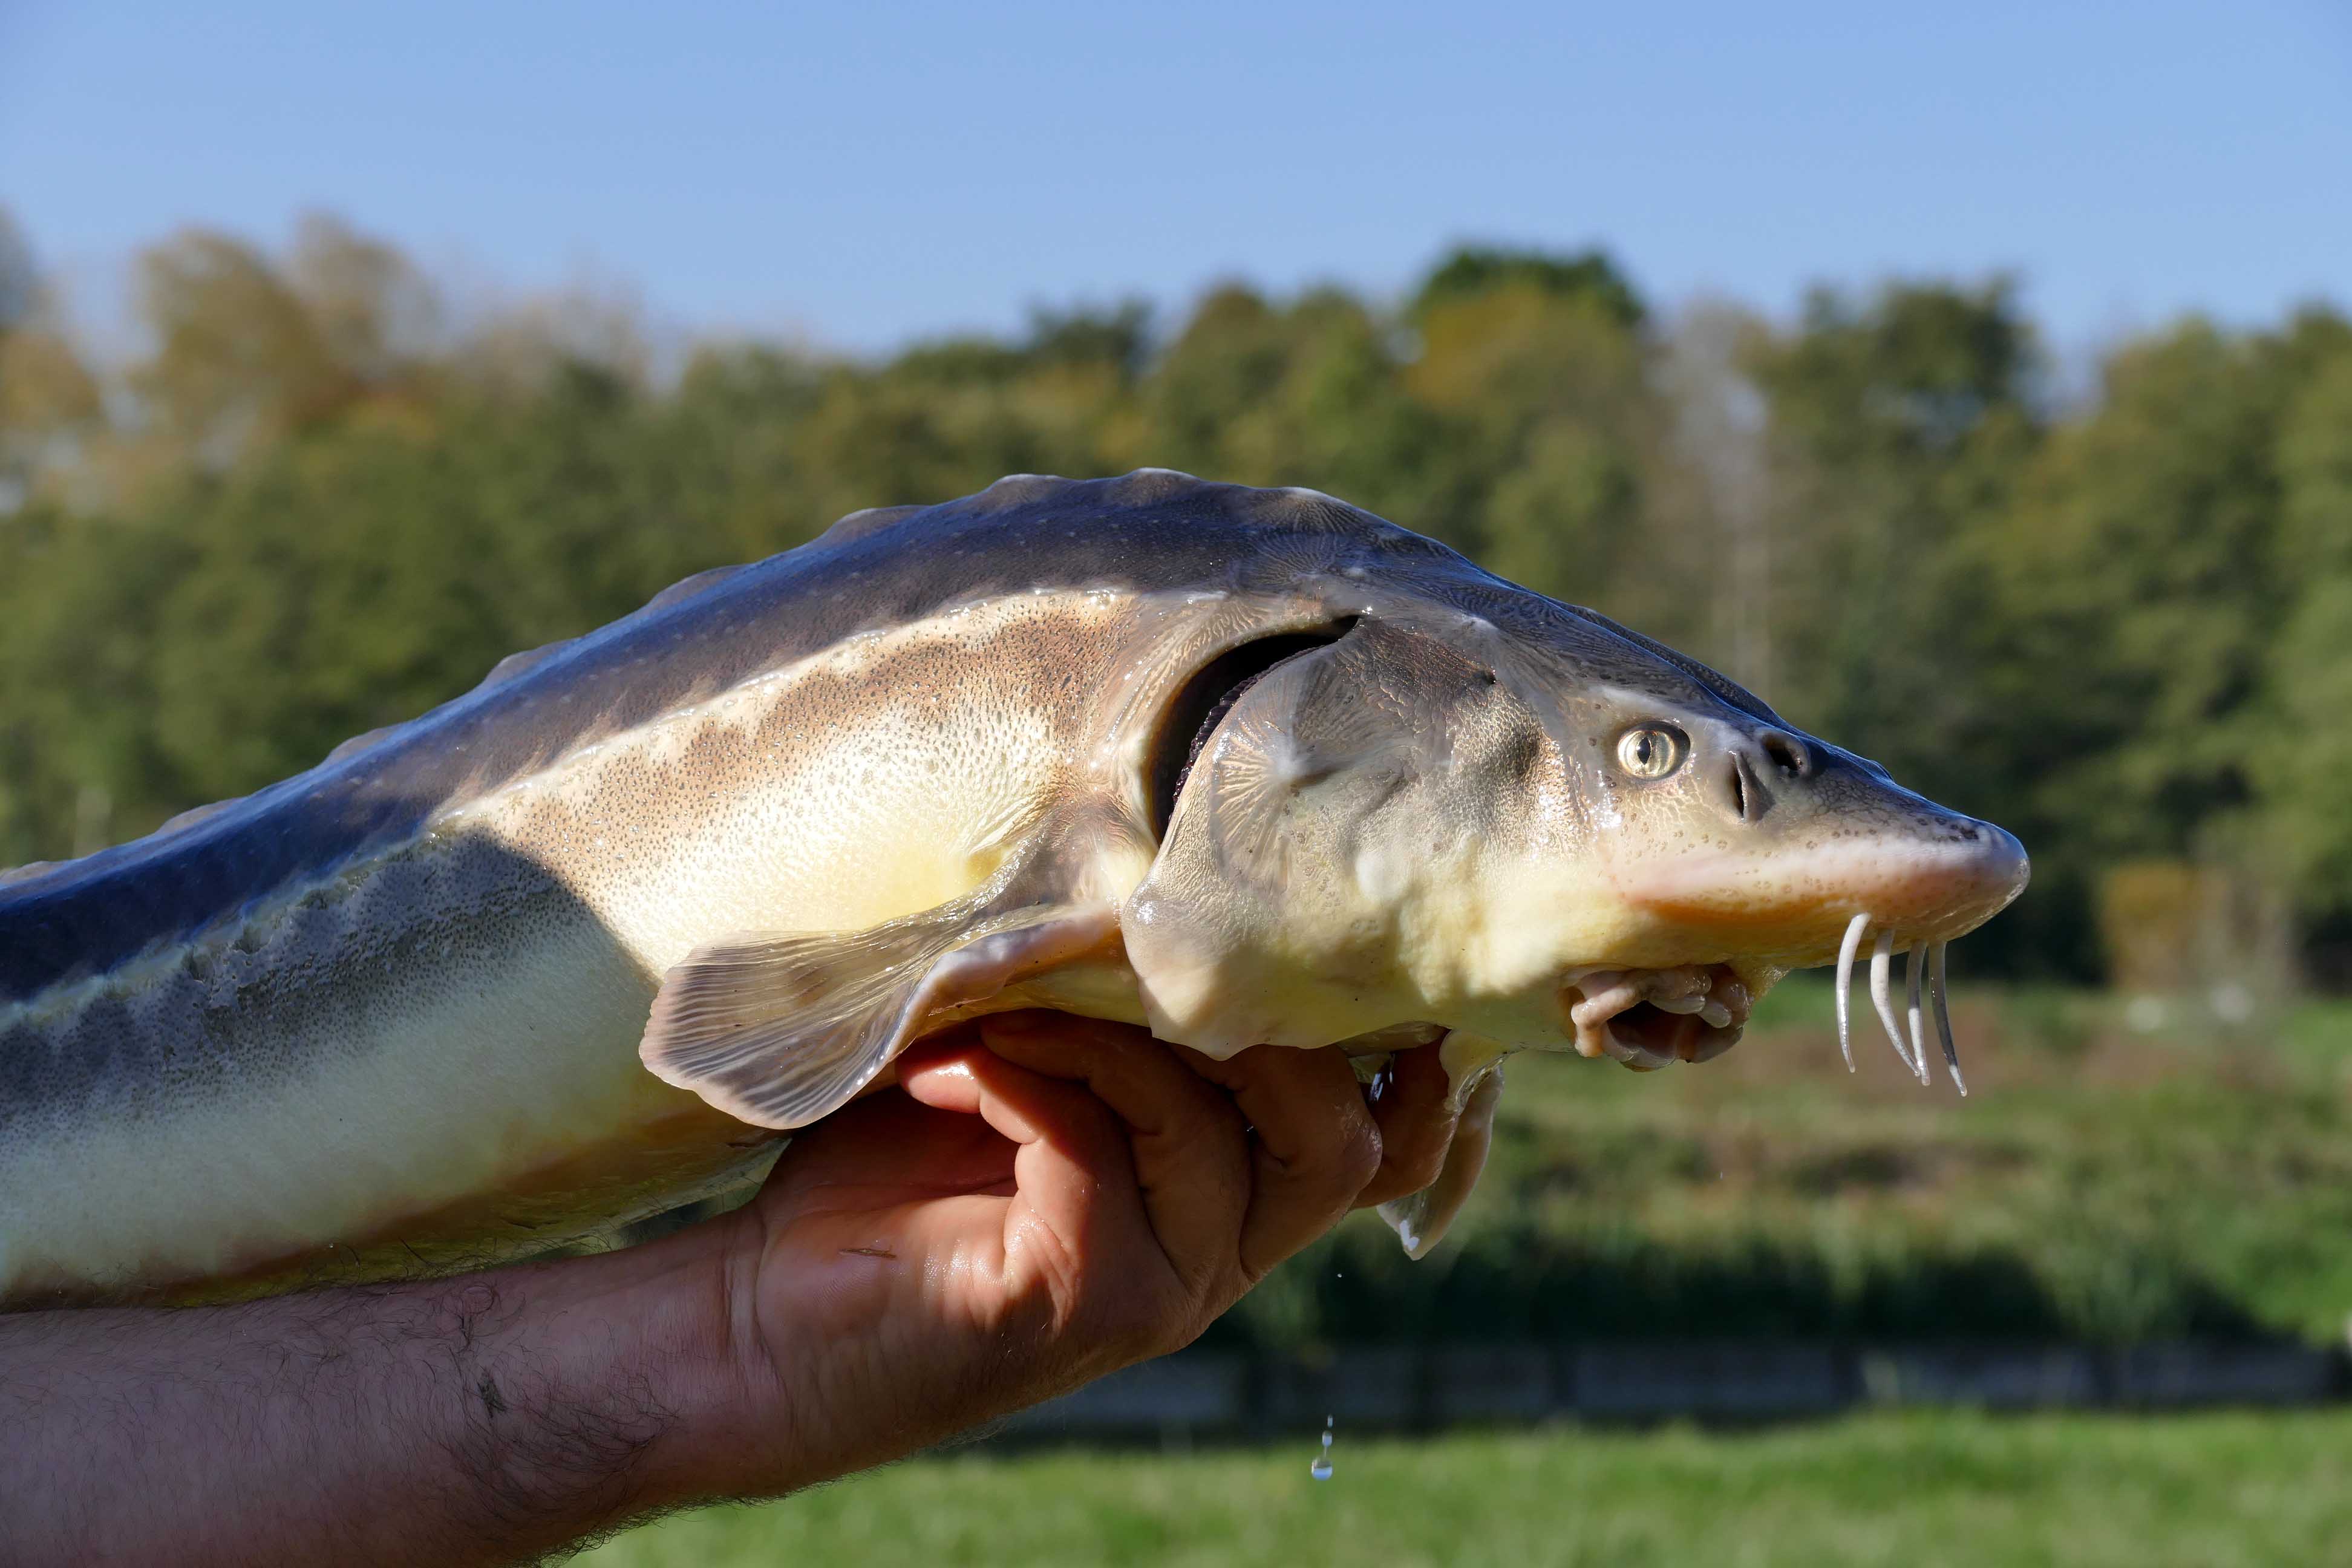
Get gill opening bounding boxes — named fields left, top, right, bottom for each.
left=1146, top=618, right=1360, bottom=839
left=1832, top=910, right=1967, bottom=1096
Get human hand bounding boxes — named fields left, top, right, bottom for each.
left=688, top=1010, right=1463, bottom=1493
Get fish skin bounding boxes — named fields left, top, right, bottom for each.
left=0, top=470, right=2027, bottom=1305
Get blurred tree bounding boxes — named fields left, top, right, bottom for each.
left=1971, top=315, right=2351, bottom=976
left=1140, top=284, right=1450, bottom=534
left=1748, top=280, right=2040, bottom=750
left=287, top=211, right=441, bottom=390
left=1989, top=323, right=2288, bottom=848
left=0, top=209, right=34, bottom=333
left=131, top=228, right=345, bottom=467
left=1147, top=283, right=1297, bottom=474
left=1406, top=276, right=1656, bottom=601
left=2252, top=318, right=2352, bottom=950
left=1408, top=244, right=1645, bottom=330
left=1652, top=301, right=1774, bottom=688
left=0, top=506, right=191, bottom=861
left=0, top=324, right=105, bottom=511
left=1743, top=281, right=2053, bottom=967
left=1024, top=299, right=1153, bottom=381
left=0, top=214, right=105, bottom=513
left=662, top=343, right=832, bottom=560
left=450, top=278, right=656, bottom=405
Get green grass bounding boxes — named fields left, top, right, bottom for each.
left=1214, top=983, right=2352, bottom=1347
left=579, top=1411, right=2352, bottom=1567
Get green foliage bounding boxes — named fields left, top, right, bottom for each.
left=0, top=211, right=33, bottom=333
left=1, top=214, right=2350, bottom=982
left=1410, top=243, right=1647, bottom=328
left=581, top=1413, right=2352, bottom=1567
left=1743, top=279, right=2039, bottom=792
left=2259, top=343, right=2352, bottom=901
left=1205, top=988, right=2352, bottom=1351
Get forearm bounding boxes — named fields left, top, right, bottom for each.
left=0, top=1229, right=774, bottom=1567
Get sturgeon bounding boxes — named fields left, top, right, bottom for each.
left=0, top=471, right=2026, bottom=1305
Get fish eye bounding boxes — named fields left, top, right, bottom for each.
left=1615, top=725, right=1687, bottom=780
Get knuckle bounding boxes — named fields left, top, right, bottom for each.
left=1097, top=1030, right=1169, bottom=1081
left=1157, top=1310, right=1214, bottom=1359
left=1068, top=1094, right=1129, bottom=1158
left=1334, top=1119, right=1383, bottom=1192
left=1396, top=1138, right=1448, bottom=1194
left=1097, top=1288, right=1191, bottom=1363
left=1402, top=1110, right=1459, bottom=1183
left=1020, top=1230, right=1089, bottom=1336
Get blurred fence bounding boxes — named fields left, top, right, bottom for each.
left=995, top=1340, right=2345, bottom=1442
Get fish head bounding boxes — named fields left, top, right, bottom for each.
left=1123, top=595, right=2026, bottom=1068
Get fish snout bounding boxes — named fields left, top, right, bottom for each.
left=1788, top=803, right=2030, bottom=959
left=1887, top=816, right=2029, bottom=948
left=1783, top=808, right=2029, bottom=960
left=1610, top=727, right=2028, bottom=962
left=1748, top=737, right=2029, bottom=951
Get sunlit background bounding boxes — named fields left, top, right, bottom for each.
left=5, top=3, right=2352, bottom=1562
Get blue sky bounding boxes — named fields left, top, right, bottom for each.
left=2, top=1, right=2347, bottom=354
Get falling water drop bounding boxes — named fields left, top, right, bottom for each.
left=1310, top=1415, right=1334, bottom=1480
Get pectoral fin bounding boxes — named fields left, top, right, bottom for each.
left=639, top=900, right=1119, bottom=1129
left=1377, top=1034, right=1512, bottom=1259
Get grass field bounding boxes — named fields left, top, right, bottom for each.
left=579, top=1411, right=2352, bottom=1567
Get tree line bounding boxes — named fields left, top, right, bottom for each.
left=3, top=211, right=2348, bottom=987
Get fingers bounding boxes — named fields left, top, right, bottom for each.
left=1353, top=1044, right=1460, bottom=1209
left=770, top=1074, right=1015, bottom=1203
left=976, top=1013, right=1251, bottom=1295
left=899, top=1029, right=1149, bottom=1285
left=901, top=1016, right=1436, bottom=1324
left=1174, top=1042, right=1382, bottom=1279
left=893, top=1025, right=992, bottom=1114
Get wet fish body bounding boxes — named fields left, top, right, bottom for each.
left=0, top=471, right=2025, bottom=1304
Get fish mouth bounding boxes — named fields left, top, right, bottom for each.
left=1560, top=964, right=1753, bottom=1071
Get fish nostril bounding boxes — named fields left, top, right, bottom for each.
left=1722, top=754, right=1775, bottom=825
left=1760, top=731, right=1810, bottom=779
